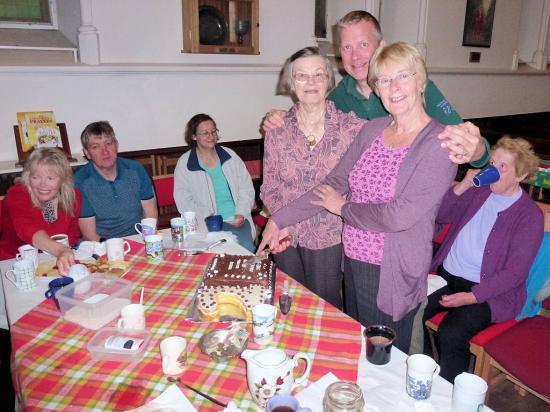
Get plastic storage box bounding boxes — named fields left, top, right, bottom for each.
left=87, top=327, right=151, bottom=362
left=56, top=274, right=133, bottom=330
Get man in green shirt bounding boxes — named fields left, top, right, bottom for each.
left=264, top=10, right=489, bottom=166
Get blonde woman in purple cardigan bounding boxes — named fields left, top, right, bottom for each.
left=258, top=42, right=457, bottom=352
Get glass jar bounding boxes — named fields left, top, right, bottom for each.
left=323, top=380, right=365, bottom=412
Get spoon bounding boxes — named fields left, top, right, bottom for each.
left=166, top=376, right=227, bottom=407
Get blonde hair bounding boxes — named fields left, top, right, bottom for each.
left=19, top=148, right=75, bottom=215
left=368, top=41, right=427, bottom=95
left=277, top=47, right=335, bottom=96
left=492, top=136, right=539, bottom=180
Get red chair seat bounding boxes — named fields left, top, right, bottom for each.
left=153, top=175, right=175, bottom=208
left=469, top=319, right=517, bottom=346
left=484, top=315, right=550, bottom=397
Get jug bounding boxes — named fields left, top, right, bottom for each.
left=241, top=347, right=311, bottom=408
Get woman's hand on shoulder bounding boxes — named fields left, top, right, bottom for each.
left=261, top=109, right=287, bottom=133
left=453, top=169, right=478, bottom=196
left=311, top=185, right=345, bottom=216
left=56, top=248, right=75, bottom=276
left=439, top=292, right=477, bottom=308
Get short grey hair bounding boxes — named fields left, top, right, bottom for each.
left=277, top=47, right=335, bottom=96
left=80, top=121, right=117, bottom=149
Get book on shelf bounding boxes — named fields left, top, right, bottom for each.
left=16, top=111, right=62, bottom=152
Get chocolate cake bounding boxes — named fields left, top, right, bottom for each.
left=196, top=254, right=276, bottom=322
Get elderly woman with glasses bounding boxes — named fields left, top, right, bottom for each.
left=423, top=137, right=544, bottom=382
left=173, top=113, right=256, bottom=252
left=0, top=148, right=81, bottom=274
left=260, top=47, right=365, bottom=309
left=259, top=42, right=457, bottom=351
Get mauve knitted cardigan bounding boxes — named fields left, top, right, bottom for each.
left=273, top=116, right=457, bottom=321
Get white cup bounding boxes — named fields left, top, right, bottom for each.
left=452, top=372, right=488, bottom=412
left=5, top=259, right=37, bottom=292
left=182, top=211, right=198, bottom=236
left=105, top=238, right=131, bottom=262
left=144, top=234, right=163, bottom=263
left=16, top=244, right=38, bottom=270
left=51, top=233, right=69, bottom=246
left=406, top=354, right=441, bottom=400
left=170, top=217, right=186, bottom=244
left=252, top=303, right=277, bottom=345
left=117, top=303, right=146, bottom=330
left=160, top=336, right=187, bottom=376
left=135, top=218, right=157, bottom=237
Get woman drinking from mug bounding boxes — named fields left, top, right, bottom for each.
left=423, top=136, right=544, bottom=382
left=0, top=148, right=81, bottom=274
left=173, top=114, right=256, bottom=252
left=258, top=42, right=457, bottom=352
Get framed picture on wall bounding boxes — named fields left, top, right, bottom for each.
left=462, top=0, right=496, bottom=48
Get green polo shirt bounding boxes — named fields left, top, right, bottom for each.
left=328, top=75, right=489, bottom=167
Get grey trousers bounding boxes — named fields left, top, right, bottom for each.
left=343, top=256, right=419, bottom=353
left=273, top=243, right=343, bottom=310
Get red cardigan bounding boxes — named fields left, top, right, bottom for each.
left=0, top=184, right=81, bottom=259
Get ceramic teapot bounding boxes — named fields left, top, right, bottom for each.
left=241, top=347, right=311, bottom=408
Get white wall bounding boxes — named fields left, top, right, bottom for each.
left=95, top=0, right=315, bottom=65
left=0, top=0, right=548, bottom=163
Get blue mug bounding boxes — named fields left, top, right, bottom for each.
left=205, top=215, right=223, bottom=232
left=472, top=165, right=500, bottom=187
left=45, top=277, right=74, bottom=309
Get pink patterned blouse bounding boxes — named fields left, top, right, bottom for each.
left=261, top=100, right=365, bottom=250
left=343, top=134, right=410, bottom=263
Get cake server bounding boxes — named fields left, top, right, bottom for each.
left=177, top=239, right=227, bottom=256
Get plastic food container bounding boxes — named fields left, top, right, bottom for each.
left=56, top=274, right=133, bottom=330
left=87, top=327, right=151, bottom=362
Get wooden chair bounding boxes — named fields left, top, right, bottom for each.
left=152, top=174, right=179, bottom=228
left=481, top=304, right=550, bottom=404
left=159, top=155, right=180, bottom=175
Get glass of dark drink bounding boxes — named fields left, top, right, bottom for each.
left=364, top=324, right=396, bottom=365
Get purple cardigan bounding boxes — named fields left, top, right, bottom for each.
left=431, top=186, right=544, bottom=323
left=273, top=117, right=457, bottom=320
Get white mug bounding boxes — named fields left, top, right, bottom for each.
left=105, top=238, right=131, bottom=261
left=44, top=234, right=69, bottom=257
left=182, top=211, right=198, bottom=236
left=5, top=259, right=37, bottom=292
left=160, top=336, right=187, bottom=376
left=16, top=244, right=38, bottom=270
left=117, top=303, right=146, bottom=330
left=135, top=218, right=157, bottom=237
left=50, top=233, right=69, bottom=246
left=452, top=373, right=488, bottom=412
left=252, top=304, right=277, bottom=345
left=406, top=354, right=440, bottom=400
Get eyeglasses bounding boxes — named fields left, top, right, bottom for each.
left=196, top=129, right=219, bottom=138
left=375, top=72, right=416, bottom=88
left=293, top=72, right=329, bottom=84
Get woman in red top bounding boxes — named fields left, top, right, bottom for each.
left=0, top=148, right=81, bottom=274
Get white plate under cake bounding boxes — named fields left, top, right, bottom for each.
left=195, top=254, right=276, bottom=322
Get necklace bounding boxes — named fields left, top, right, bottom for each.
left=297, top=106, right=325, bottom=148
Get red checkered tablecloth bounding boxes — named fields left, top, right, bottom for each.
left=10, top=240, right=362, bottom=411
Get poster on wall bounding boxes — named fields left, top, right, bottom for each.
left=462, top=0, right=496, bottom=48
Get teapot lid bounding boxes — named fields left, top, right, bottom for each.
left=253, top=348, right=287, bottom=366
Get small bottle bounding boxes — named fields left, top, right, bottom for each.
left=279, top=279, right=292, bottom=315
left=323, top=380, right=365, bottom=412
